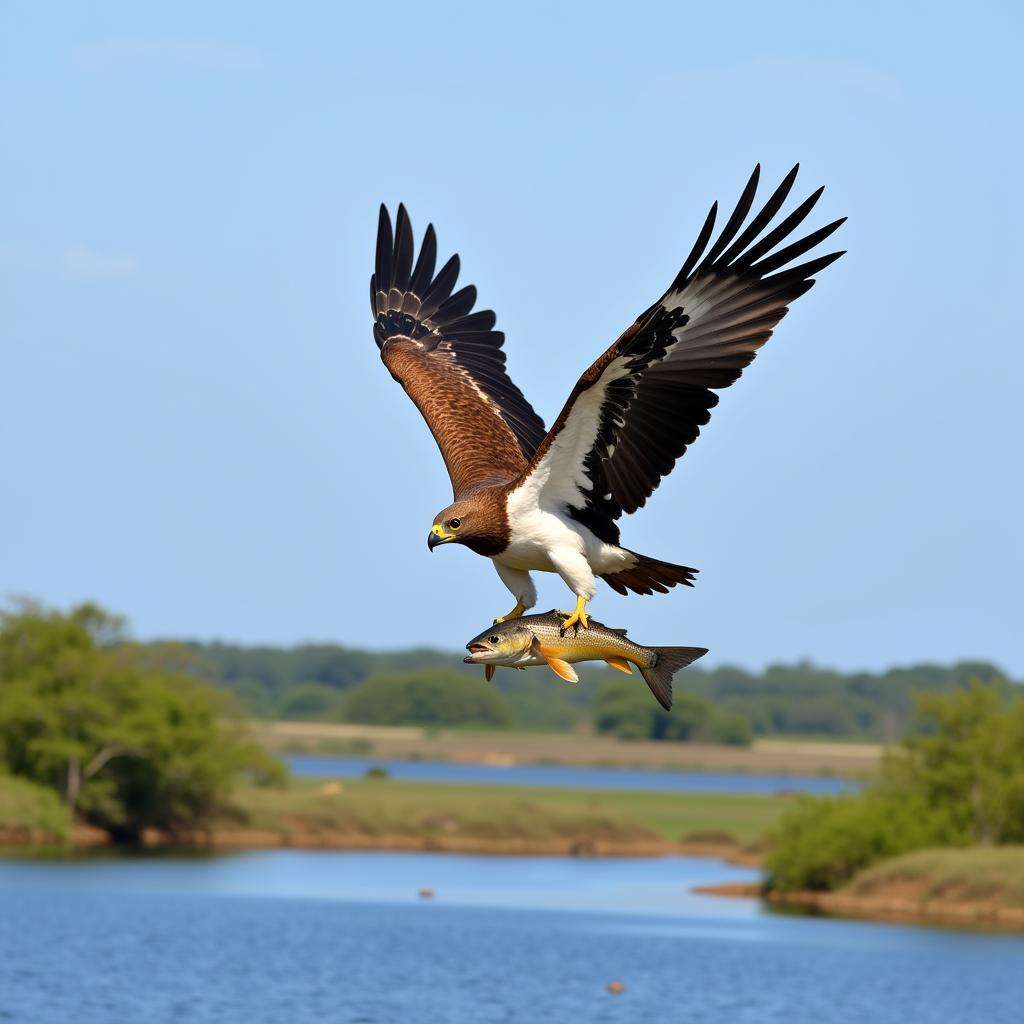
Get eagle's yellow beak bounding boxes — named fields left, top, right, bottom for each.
left=428, top=524, right=456, bottom=551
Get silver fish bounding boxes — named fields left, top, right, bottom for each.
left=464, top=610, right=707, bottom=710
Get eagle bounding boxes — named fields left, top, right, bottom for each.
left=370, top=166, right=844, bottom=630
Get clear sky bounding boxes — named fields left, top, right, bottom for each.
left=2, top=1, right=1021, bottom=673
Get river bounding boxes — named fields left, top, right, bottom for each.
left=285, top=755, right=856, bottom=794
left=2, top=850, right=1021, bottom=1023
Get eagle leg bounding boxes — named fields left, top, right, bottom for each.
left=559, top=595, right=590, bottom=633
left=494, top=599, right=527, bottom=624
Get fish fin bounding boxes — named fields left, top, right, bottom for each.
left=639, top=647, right=708, bottom=710
left=535, top=642, right=579, bottom=683
left=605, top=657, right=633, bottom=675
left=484, top=664, right=496, bottom=682
left=543, top=655, right=579, bottom=683
left=585, top=617, right=627, bottom=637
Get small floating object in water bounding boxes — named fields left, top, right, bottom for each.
left=418, top=887, right=435, bottom=899
left=607, top=981, right=624, bottom=995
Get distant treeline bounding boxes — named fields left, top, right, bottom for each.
left=141, top=638, right=1017, bottom=744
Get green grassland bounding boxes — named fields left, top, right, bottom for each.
left=847, top=847, right=1024, bottom=908
left=233, top=777, right=786, bottom=848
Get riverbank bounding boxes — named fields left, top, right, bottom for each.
left=180, top=779, right=775, bottom=858
left=698, top=848, right=1024, bottom=931
left=1, top=776, right=781, bottom=858
left=253, top=722, right=881, bottom=777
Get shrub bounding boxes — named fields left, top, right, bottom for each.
left=765, top=681, right=1024, bottom=892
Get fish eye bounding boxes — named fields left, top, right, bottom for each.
left=488, top=635, right=500, bottom=644
left=449, top=517, right=461, bottom=529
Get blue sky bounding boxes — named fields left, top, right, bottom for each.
left=2, top=2, right=1021, bottom=673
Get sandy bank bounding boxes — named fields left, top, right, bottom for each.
left=694, top=880, right=1024, bottom=931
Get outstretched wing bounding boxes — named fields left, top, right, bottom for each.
left=372, top=205, right=546, bottom=498
left=518, top=165, right=845, bottom=543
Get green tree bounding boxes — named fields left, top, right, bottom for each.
left=278, top=683, right=345, bottom=721
left=898, top=683, right=1024, bottom=845
left=593, top=680, right=655, bottom=739
left=0, top=601, right=284, bottom=842
left=345, top=669, right=511, bottom=728
left=592, top=679, right=749, bottom=744
left=765, top=680, right=1024, bottom=892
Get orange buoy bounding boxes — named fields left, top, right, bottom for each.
left=607, top=981, right=624, bottom=995
left=418, top=887, right=435, bottom=899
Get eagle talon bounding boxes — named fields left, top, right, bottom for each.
left=494, top=599, right=527, bottom=624
left=559, top=597, right=590, bottom=633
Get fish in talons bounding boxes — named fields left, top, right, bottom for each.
left=464, top=610, right=706, bottom=711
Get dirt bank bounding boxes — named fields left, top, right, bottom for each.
left=695, top=879, right=1024, bottom=931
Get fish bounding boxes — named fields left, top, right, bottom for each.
left=464, top=610, right=707, bottom=711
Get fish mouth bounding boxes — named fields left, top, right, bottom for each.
left=465, top=643, right=495, bottom=663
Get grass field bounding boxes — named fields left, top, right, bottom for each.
left=848, top=847, right=1024, bottom=908
left=231, top=777, right=787, bottom=850
left=251, top=721, right=881, bottom=777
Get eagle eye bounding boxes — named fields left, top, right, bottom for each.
left=449, top=517, right=461, bottom=529
left=488, top=635, right=500, bottom=644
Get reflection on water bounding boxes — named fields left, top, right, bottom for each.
left=285, top=755, right=857, bottom=794
left=2, top=851, right=1023, bottom=1024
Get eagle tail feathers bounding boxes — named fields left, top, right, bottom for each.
left=600, top=552, right=698, bottom=596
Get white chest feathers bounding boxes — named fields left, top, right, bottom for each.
left=498, top=484, right=633, bottom=579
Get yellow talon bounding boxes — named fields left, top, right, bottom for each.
left=494, top=600, right=527, bottom=624
left=559, top=595, right=590, bottom=632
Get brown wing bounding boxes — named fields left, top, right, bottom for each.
left=518, top=165, right=845, bottom=543
left=372, top=205, right=546, bottom=498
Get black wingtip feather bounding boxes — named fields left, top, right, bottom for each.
left=392, top=204, right=415, bottom=292
left=697, top=165, right=761, bottom=272
left=750, top=217, right=847, bottom=276
left=718, top=164, right=801, bottom=267
left=418, top=253, right=461, bottom=319
left=763, top=248, right=846, bottom=287
left=375, top=205, right=393, bottom=299
left=736, top=185, right=826, bottom=269
left=408, top=223, right=438, bottom=297
left=672, top=201, right=718, bottom=290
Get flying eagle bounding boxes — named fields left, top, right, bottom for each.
left=370, top=166, right=844, bottom=630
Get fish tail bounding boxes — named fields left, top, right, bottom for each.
left=638, top=647, right=708, bottom=711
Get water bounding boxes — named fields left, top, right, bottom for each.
left=2, top=851, right=1022, bottom=1023
left=286, top=755, right=856, bottom=795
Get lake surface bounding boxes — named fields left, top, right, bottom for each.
left=2, top=850, right=1022, bottom=1024
left=286, top=754, right=856, bottom=794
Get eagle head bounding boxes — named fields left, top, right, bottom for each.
left=427, top=496, right=505, bottom=557
left=428, top=502, right=474, bottom=550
